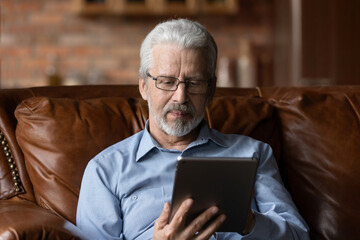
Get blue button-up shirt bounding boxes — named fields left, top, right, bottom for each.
left=76, top=122, right=310, bottom=240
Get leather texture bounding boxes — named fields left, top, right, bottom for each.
left=0, top=200, right=81, bottom=240
left=15, top=96, right=148, bottom=223
left=0, top=84, right=359, bottom=239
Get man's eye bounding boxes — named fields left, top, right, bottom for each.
left=159, top=78, right=175, bottom=85
left=189, top=81, right=201, bottom=86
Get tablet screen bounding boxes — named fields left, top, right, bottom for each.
left=169, top=156, right=258, bottom=233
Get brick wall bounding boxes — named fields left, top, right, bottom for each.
left=0, top=0, right=274, bottom=88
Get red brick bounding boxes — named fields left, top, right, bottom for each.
left=30, top=13, right=64, bottom=25
left=1, top=0, right=274, bottom=88
left=14, top=2, right=42, bottom=12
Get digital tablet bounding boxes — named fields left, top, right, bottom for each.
left=169, top=156, right=258, bottom=233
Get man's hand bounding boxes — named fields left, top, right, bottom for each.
left=153, top=198, right=226, bottom=240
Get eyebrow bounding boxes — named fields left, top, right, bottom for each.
left=157, top=74, right=204, bottom=80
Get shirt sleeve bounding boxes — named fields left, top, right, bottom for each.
left=76, top=158, right=124, bottom=240
left=245, top=143, right=310, bottom=240
left=215, top=143, right=310, bottom=240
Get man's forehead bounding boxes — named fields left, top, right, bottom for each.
left=151, top=44, right=208, bottom=74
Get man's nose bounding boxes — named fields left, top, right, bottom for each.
left=172, top=81, right=188, bottom=103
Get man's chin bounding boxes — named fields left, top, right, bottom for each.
left=166, top=117, right=190, bottom=128
left=162, top=118, right=201, bottom=137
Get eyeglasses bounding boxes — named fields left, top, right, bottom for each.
left=146, top=72, right=209, bottom=94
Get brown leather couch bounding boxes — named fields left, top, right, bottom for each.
left=0, top=85, right=359, bottom=240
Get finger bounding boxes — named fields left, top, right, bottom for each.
left=154, top=202, right=171, bottom=230
left=195, top=214, right=226, bottom=240
left=184, top=206, right=220, bottom=236
left=169, top=198, right=193, bottom=227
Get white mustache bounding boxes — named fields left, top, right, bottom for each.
left=163, top=103, right=193, bottom=115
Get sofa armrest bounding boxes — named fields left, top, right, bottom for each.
left=0, top=199, right=85, bottom=240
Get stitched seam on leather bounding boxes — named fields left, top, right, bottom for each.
left=255, top=87, right=263, bottom=98
left=39, top=196, right=64, bottom=219
left=27, top=88, right=37, bottom=97
left=344, top=94, right=360, bottom=125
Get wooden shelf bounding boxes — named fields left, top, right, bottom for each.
left=201, top=0, right=238, bottom=15
left=72, top=0, right=239, bottom=16
left=72, top=0, right=109, bottom=15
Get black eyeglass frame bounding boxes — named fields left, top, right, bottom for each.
left=146, top=72, right=210, bottom=93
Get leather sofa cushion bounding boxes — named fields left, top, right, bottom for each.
left=0, top=200, right=83, bottom=240
left=273, top=91, right=360, bottom=239
left=15, top=97, right=147, bottom=224
left=207, top=96, right=274, bottom=135
left=206, top=96, right=280, bottom=161
left=14, top=95, right=275, bottom=224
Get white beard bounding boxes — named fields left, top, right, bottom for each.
left=147, top=96, right=203, bottom=137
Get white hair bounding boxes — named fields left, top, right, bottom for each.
left=139, top=19, right=218, bottom=83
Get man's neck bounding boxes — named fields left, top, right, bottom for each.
left=149, top=124, right=200, bottom=152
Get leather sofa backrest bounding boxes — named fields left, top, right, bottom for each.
left=0, top=85, right=144, bottom=201
left=13, top=92, right=275, bottom=224
left=1, top=85, right=360, bottom=239
left=262, top=87, right=360, bottom=239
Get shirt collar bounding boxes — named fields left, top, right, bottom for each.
left=136, top=120, right=228, bottom=162
left=192, top=121, right=228, bottom=148
left=136, top=121, right=159, bottom=162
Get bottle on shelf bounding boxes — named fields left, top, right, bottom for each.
left=236, top=38, right=257, bottom=88
left=45, top=55, right=63, bottom=86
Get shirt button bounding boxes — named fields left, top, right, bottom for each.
left=132, top=195, right=138, bottom=200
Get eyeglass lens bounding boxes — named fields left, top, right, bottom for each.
left=156, top=76, right=207, bottom=93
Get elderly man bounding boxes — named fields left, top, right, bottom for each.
left=76, top=18, right=310, bottom=240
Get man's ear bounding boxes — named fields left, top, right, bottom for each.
left=139, top=78, right=148, bottom=101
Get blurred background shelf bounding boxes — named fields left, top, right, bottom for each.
left=72, top=0, right=239, bottom=16
left=1, top=0, right=359, bottom=88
